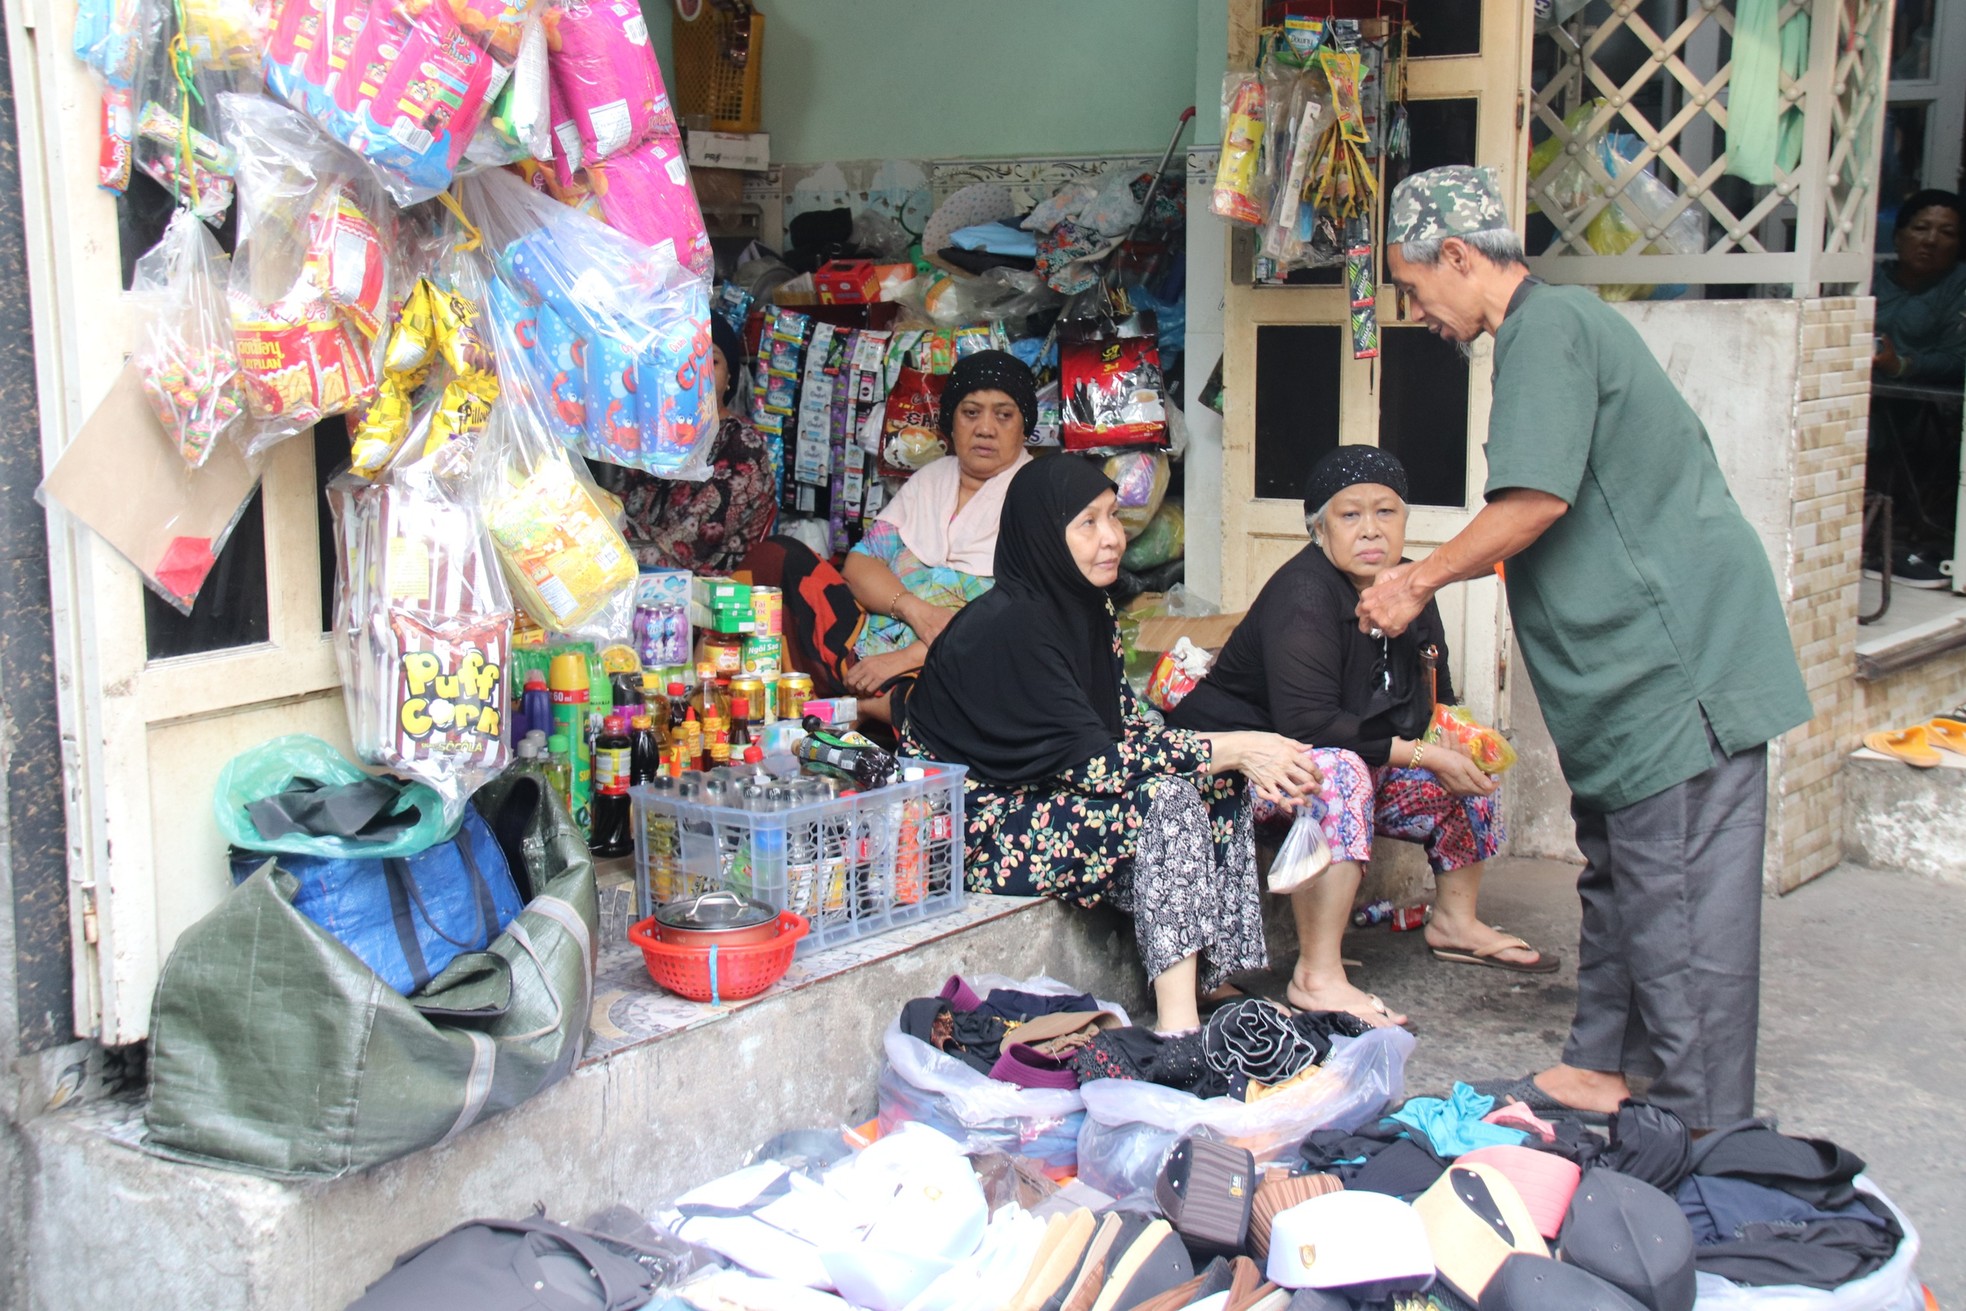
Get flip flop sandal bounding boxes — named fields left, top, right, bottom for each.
left=1429, top=933, right=1562, bottom=975
left=1864, top=726, right=1943, bottom=768
left=1465, top=1074, right=1612, bottom=1126
left=1927, top=718, right=1966, bottom=757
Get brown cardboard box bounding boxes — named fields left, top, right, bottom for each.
left=1132, top=611, right=1246, bottom=654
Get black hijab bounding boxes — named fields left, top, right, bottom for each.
left=906, top=457, right=1122, bottom=785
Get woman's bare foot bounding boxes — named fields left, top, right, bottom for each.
left=1425, top=917, right=1547, bottom=968
left=1286, top=975, right=1408, bottom=1028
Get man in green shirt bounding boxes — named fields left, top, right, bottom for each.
left=1356, top=166, right=1812, bottom=1130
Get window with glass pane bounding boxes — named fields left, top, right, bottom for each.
left=1377, top=328, right=1469, bottom=507
left=1892, top=0, right=1935, bottom=79
left=1389, top=98, right=1480, bottom=203
left=144, top=489, right=271, bottom=658
left=1254, top=325, right=1342, bottom=500
left=1405, top=0, right=1481, bottom=57
left=1879, top=103, right=1930, bottom=232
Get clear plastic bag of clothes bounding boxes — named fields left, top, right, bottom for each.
left=457, top=166, right=718, bottom=481
left=877, top=973, right=1133, bottom=1179
left=1689, top=1180, right=1923, bottom=1311
left=1075, top=1025, right=1411, bottom=1206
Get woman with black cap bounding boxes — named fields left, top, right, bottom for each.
left=600, top=313, right=777, bottom=573
left=837, top=349, right=1038, bottom=696
left=1170, top=446, right=1552, bottom=1029
left=904, top=456, right=1320, bottom=1033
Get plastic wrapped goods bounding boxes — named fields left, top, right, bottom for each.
left=218, top=93, right=397, bottom=450
left=130, top=210, right=248, bottom=467
left=543, top=0, right=677, bottom=186
left=458, top=166, right=717, bottom=479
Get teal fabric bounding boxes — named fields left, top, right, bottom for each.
left=1726, top=0, right=1810, bottom=185
left=1389, top=1083, right=1529, bottom=1157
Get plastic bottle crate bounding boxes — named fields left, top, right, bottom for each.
left=631, top=761, right=967, bottom=955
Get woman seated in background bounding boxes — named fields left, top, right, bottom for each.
left=600, top=314, right=778, bottom=573
left=1873, top=189, right=1965, bottom=386
left=1170, top=446, right=1551, bottom=1030
left=750, top=349, right=1035, bottom=719
left=902, top=457, right=1320, bottom=1034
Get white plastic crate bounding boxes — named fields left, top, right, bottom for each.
left=631, top=761, right=967, bottom=955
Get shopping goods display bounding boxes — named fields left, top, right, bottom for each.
left=348, top=268, right=503, bottom=479
left=145, top=773, right=597, bottom=1178
left=130, top=209, right=247, bottom=467
left=462, top=167, right=717, bottom=480
left=544, top=0, right=678, bottom=185
left=1060, top=327, right=1169, bottom=452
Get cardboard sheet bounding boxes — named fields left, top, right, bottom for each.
left=39, top=361, right=263, bottom=612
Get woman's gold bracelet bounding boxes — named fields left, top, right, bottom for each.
left=1410, top=740, right=1426, bottom=769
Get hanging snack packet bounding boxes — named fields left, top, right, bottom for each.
left=303, top=183, right=389, bottom=336
left=1345, top=218, right=1379, bottom=360
left=878, top=366, right=948, bottom=475
left=543, top=0, right=676, bottom=187
left=1060, top=330, right=1169, bottom=451
left=74, top=0, right=150, bottom=191
left=1211, top=73, right=1266, bottom=226
left=585, top=135, right=713, bottom=281
left=1425, top=704, right=1518, bottom=775
left=131, top=210, right=248, bottom=467
left=473, top=406, right=637, bottom=634
left=348, top=273, right=501, bottom=477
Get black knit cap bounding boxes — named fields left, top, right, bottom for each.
left=938, top=349, right=1039, bottom=438
left=1303, top=444, right=1411, bottom=515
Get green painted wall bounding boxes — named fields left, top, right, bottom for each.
left=648, top=0, right=1200, bottom=164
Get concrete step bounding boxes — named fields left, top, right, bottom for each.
left=22, top=895, right=1148, bottom=1311
left=1841, top=746, right=1966, bottom=884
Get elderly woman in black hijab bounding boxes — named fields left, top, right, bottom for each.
left=1171, top=446, right=1546, bottom=1031
left=903, top=457, right=1320, bottom=1033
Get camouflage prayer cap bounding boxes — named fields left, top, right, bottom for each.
left=1386, top=165, right=1513, bottom=247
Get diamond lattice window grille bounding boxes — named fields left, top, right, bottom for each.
left=1526, top=0, right=1892, bottom=295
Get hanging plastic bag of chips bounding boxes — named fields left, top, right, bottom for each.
left=347, top=265, right=502, bottom=480
left=585, top=135, right=713, bottom=281
left=329, top=441, right=515, bottom=821
left=130, top=209, right=249, bottom=468
left=543, top=0, right=678, bottom=187
left=218, top=93, right=396, bottom=452
left=73, top=0, right=154, bottom=191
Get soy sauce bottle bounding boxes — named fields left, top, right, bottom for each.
left=588, top=714, right=634, bottom=858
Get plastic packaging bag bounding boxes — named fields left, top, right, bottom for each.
left=262, top=0, right=499, bottom=202
left=1267, top=805, right=1333, bottom=895
left=131, top=210, right=248, bottom=468
left=1061, top=328, right=1168, bottom=452
left=1075, top=1026, right=1412, bottom=1206
left=459, top=166, right=718, bottom=479
left=214, top=734, right=458, bottom=859
left=1424, top=704, right=1518, bottom=775
left=1688, top=1179, right=1921, bottom=1311
left=1143, top=634, right=1210, bottom=713
left=127, top=0, right=253, bottom=221
left=328, top=450, right=515, bottom=817
left=1104, top=450, right=1170, bottom=540
left=586, top=135, right=714, bottom=281
left=1211, top=73, right=1267, bottom=225
left=347, top=267, right=502, bottom=479
left=544, top=0, right=677, bottom=186
left=465, top=8, right=552, bottom=167
left=1121, top=501, right=1185, bottom=571
left=877, top=973, right=1133, bottom=1179
left=469, top=401, right=638, bottom=637
left=1528, top=99, right=1705, bottom=302
left=73, top=0, right=153, bottom=191
left=219, top=93, right=396, bottom=451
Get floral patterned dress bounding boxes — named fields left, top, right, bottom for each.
left=904, top=633, right=1266, bottom=990
left=598, top=415, right=777, bottom=573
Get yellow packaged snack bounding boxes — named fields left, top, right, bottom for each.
left=482, top=443, right=635, bottom=632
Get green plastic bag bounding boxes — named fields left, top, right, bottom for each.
left=214, top=734, right=458, bottom=859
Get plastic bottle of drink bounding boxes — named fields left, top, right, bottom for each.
left=611, top=670, right=644, bottom=726
left=642, top=773, right=679, bottom=908
left=589, top=714, right=634, bottom=858
left=681, top=706, right=704, bottom=771
left=543, top=733, right=575, bottom=818
left=548, top=653, right=592, bottom=835
left=630, top=714, right=663, bottom=786
left=896, top=766, right=926, bottom=904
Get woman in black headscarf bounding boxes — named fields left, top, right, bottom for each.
left=904, top=457, right=1320, bottom=1032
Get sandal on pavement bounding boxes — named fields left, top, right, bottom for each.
left=1466, top=1074, right=1612, bottom=1126
left=1864, top=726, right=1942, bottom=768
left=1429, top=933, right=1561, bottom=975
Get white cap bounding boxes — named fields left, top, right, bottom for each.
left=1266, top=1191, right=1436, bottom=1296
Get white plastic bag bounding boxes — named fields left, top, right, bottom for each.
left=1267, top=804, right=1333, bottom=895
left=1075, top=1025, right=1412, bottom=1206
left=876, top=973, right=1132, bottom=1178
left=1689, top=1179, right=1922, bottom=1311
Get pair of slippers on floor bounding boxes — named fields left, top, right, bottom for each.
left=1864, top=716, right=1966, bottom=768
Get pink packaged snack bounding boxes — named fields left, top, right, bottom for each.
left=585, top=136, right=711, bottom=280
left=544, top=0, right=676, bottom=187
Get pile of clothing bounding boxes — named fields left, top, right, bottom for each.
left=899, top=975, right=1370, bottom=1103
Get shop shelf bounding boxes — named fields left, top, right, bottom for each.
left=630, top=760, right=967, bottom=955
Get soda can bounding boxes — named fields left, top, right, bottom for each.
left=751, top=585, right=783, bottom=636
left=742, top=634, right=783, bottom=677
left=1351, top=899, right=1393, bottom=928
left=1390, top=904, right=1431, bottom=932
